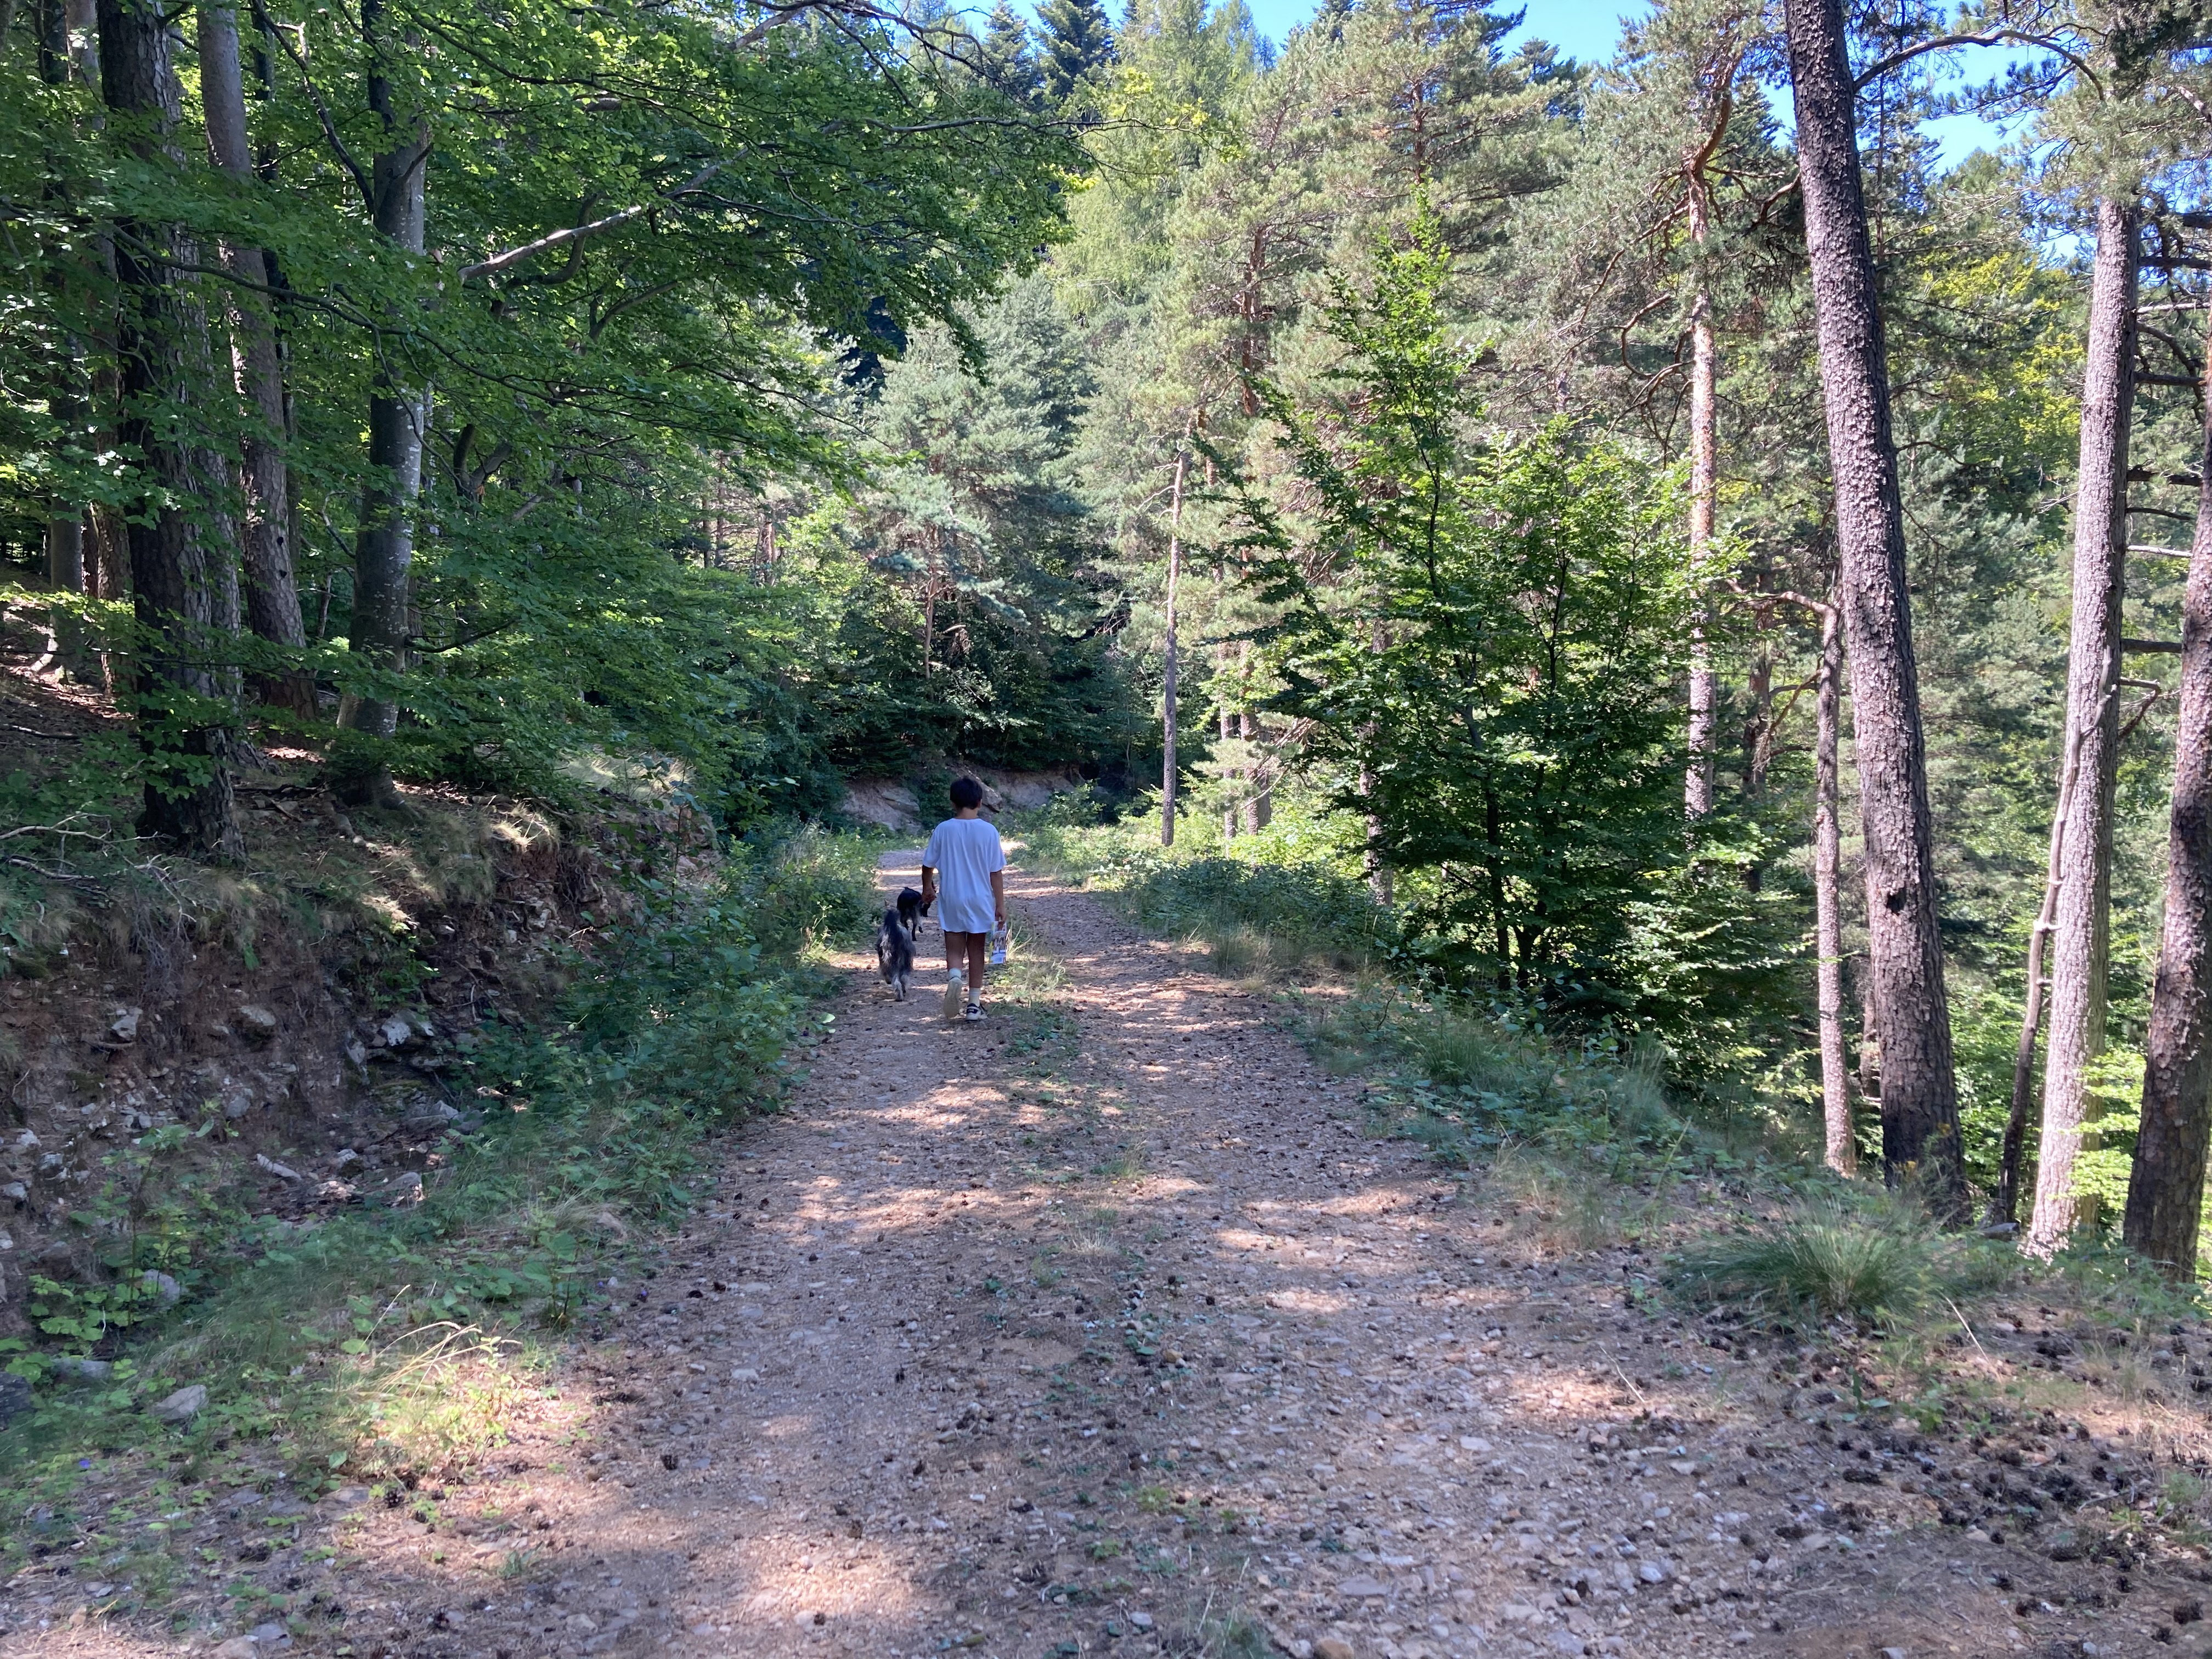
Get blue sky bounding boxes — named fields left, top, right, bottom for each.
left=1222, top=0, right=2029, bottom=170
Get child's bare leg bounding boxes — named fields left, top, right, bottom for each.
left=945, top=933, right=965, bottom=977
left=965, top=933, right=988, bottom=1000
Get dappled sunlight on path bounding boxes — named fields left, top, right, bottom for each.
left=20, top=853, right=2191, bottom=1659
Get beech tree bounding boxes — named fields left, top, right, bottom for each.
left=196, top=0, right=312, bottom=716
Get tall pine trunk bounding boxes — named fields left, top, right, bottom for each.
left=1815, top=599, right=1853, bottom=1173
left=1159, top=440, right=1188, bottom=848
left=2122, top=284, right=2212, bottom=1277
left=98, top=0, right=242, bottom=859
left=1784, top=0, right=1964, bottom=1209
left=1684, top=280, right=1718, bottom=819
left=2027, top=198, right=2138, bottom=1256
left=199, top=0, right=314, bottom=717
left=336, top=0, right=430, bottom=806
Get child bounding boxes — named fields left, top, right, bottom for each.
left=919, top=777, right=1007, bottom=1024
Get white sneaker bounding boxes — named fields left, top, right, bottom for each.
left=963, top=1002, right=984, bottom=1024
left=943, top=970, right=965, bottom=1020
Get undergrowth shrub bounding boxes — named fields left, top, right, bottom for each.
left=1024, top=812, right=1395, bottom=980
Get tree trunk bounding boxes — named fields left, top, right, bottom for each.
left=1160, top=439, right=1189, bottom=848
left=1363, top=759, right=1391, bottom=902
left=1363, top=623, right=1390, bottom=902
left=98, top=0, right=242, bottom=859
left=2027, top=198, right=2138, bottom=1256
left=36, top=0, right=96, bottom=682
left=335, top=0, right=430, bottom=807
left=1220, top=673, right=1238, bottom=842
left=1997, top=714, right=2084, bottom=1225
left=199, top=0, right=314, bottom=718
left=1857, top=958, right=1880, bottom=1108
left=1815, top=600, right=1853, bottom=1173
left=1784, top=0, right=1965, bottom=1209
left=1744, top=640, right=1773, bottom=797
left=1684, top=279, right=1718, bottom=820
left=2123, top=285, right=2212, bottom=1278
left=1240, top=672, right=1269, bottom=834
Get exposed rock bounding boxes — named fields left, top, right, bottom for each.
left=108, top=1006, right=140, bottom=1042
left=255, top=1154, right=302, bottom=1181
left=140, top=1269, right=182, bottom=1306
left=49, top=1356, right=112, bottom=1381
left=840, top=780, right=923, bottom=833
left=236, top=1003, right=279, bottom=1039
left=150, top=1383, right=207, bottom=1423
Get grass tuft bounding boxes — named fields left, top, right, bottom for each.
left=1669, top=1197, right=1944, bottom=1328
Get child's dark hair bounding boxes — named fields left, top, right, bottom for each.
left=950, top=776, right=985, bottom=810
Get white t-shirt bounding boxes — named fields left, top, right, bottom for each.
left=922, top=816, right=1006, bottom=935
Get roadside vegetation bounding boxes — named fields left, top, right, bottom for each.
left=0, top=811, right=876, bottom=1595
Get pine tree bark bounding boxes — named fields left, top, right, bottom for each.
left=1684, top=282, right=1718, bottom=820
left=98, top=0, right=242, bottom=859
left=1815, top=599, right=1854, bottom=1173
left=336, top=0, right=430, bottom=806
left=2123, top=286, right=2212, bottom=1278
left=1784, top=0, right=1964, bottom=1209
left=2028, top=198, right=2138, bottom=1256
left=199, top=0, right=314, bottom=717
left=1159, top=439, right=1189, bottom=848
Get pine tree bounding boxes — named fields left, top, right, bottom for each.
left=1038, top=0, right=1113, bottom=103
left=981, top=2, right=1043, bottom=105
left=1782, top=0, right=1966, bottom=1209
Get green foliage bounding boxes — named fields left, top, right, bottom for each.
left=806, top=275, right=1151, bottom=772
left=1, top=0, right=1096, bottom=830
left=1226, top=206, right=1795, bottom=1046
left=1025, top=786, right=1397, bottom=977
left=1038, top=0, right=1116, bottom=103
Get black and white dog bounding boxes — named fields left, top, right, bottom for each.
left=896, top=885, right=932, bottom=940
left=876, top=906, right=916, bottom=1000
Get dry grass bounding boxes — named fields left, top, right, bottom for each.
left=351, top=1324, right=546, bottom=1481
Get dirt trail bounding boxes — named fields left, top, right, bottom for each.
left=14, top=853, right=2207, bottom=1659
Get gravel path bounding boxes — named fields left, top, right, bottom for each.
left=15, top=851, right=2209, bottom=1659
